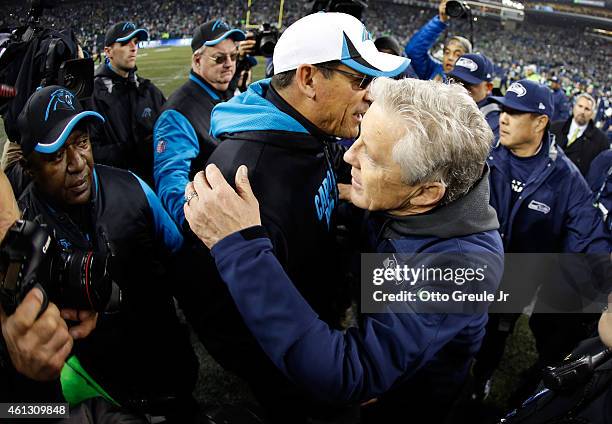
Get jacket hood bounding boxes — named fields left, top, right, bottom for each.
left=211, top=79, right=309, bottom=138
left=381, top=166, right=499, bottom=239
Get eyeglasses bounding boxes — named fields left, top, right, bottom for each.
left=206, top=52, right=239, bottom=64
left=316, top=65, right=373, bottom=90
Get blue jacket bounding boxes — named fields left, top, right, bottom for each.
left=209, top=172, right=504, bottom=403
left=478, top=97, right=500, bottom=141
left=153, top=72, right=228, bottom=227
left=587, top=149, right=612, bottom=231
left=404, top=15, right=446, bottom=81
left=487, top=133, right=611, bottom=253
left=551, top=88, right=570, bottom=122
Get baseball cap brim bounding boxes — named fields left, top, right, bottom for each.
left=340, top=37, right=410, bottom=77
left=115, top=28, right=149, bottom=43
left=34, top=111, right=105, bottom=154
left=204, top=29, right=246, bottom=46
left=489, top=96, right=539, bottom=115
left=448, top=68, right=484, bottom=85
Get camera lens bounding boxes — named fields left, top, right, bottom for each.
left=259, top=35, right=276, bottom=57
left=57, top=251, right=114, bottom=311
left=446, top=0, right=467, bottom=18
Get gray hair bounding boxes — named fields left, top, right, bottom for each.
left=369, top=78, right=492, bottom=204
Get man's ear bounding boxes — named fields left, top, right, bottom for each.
left=534, top=115, right=549, bottom=133
left=486, top=82, right=493, bottom=94
left=103, top=46, right=112, bottom=60
left=294, top=65, right=317, bottom=100
left=410, top=182, right=446, bottom=208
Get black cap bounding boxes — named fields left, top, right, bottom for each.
left=490, top=79, right=553, bottom=119
left=17, top=86, right=104, bottom=157
left=191, top=19, right=246, bottom=52
left=104, top=22, right=148, bottom=47
left=374, top=36, right=402, bottom=57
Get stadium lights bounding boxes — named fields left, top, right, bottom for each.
left=501, top=0, right=525, bottom=10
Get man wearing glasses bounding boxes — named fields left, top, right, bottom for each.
left=153, top=19, right=246, bottom=227
left=91, top=22, right=165, bottom=186
left=175, top=12, right=409, bottom=423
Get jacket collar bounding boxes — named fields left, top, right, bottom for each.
left=265, top=84, right=337, bottom=143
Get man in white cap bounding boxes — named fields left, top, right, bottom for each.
left=177, top=12, right=409, bottom=423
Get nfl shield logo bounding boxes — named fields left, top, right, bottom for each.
left=156, top=139, right=167, bottom=154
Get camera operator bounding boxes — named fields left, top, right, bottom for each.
left=11, top=86, right=198, bottom=420
left=89, top=22, right=165, bottom=187
left=404, top=0, right=472, bottom=81
left=153, top=19, right=246, bottom=228
left=1, top=168, right=87, bottom=401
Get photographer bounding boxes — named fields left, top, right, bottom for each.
left=404, top=0, right=472, bottom=81
left=1, top=168, right=96, bottom=402
left=10, top=86, right=198, bottom=420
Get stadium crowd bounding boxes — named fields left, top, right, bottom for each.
left=1, top=0, right=612, bottom=423
left=1, top=0, right=611, bottom=99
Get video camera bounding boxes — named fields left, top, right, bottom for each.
left=0, top=0, right=94, bottom=143
left=248, top=23, right=278, bottom=58
left=0, top=220, right=120, bottom=316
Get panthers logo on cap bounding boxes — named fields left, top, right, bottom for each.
left=122, top=22, right=136, bottom=31
left=44, top=89, right=76, bottom=122
left=507, top=82, right=527, bottom=97
left=212, top=20, right=230, bottom=32
left=455, top=57, right=478, bottom=72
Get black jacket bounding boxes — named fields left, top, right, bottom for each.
left=90, top=63, right=165, bottom=186
left=173, top=80, right=352, bottom=418
left=551, top=118, right=609, bottom=176
left=5, top=165, right=197, bottom=409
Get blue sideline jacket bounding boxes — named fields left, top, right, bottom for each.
left=488, top=133, right=611, bottom=253
left=404, top=15, right=446, bottom=81
left=153, top=71, right=229, bottom=227
left=208, top=172, right=504, bottom=403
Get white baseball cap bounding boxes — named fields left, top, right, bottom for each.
left=273, top=12, right=410, bottom=77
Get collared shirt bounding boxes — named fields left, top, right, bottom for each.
left=567, top=120, right=588, bottom=143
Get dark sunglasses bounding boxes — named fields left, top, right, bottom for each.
left=208, top=52, right=239, bottom=64
left=316, top=65, right=373, bottom=90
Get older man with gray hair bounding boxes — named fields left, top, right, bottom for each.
left=183, top=77, right=504, bottom=422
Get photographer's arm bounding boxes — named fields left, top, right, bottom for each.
left=404, top=0, right=449, bottom=80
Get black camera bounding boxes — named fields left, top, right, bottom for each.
left=249, top=23, right=278, bottom=58
left=445, top=0, right=470, bottom=19
left=0, top=0, right=94, bottom=143
left=0, top=220, right=120, bottom=316
left=311, top=0, right=368, bottom=20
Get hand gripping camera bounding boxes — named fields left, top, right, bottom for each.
left=0, top=220, right=120, bottom=316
